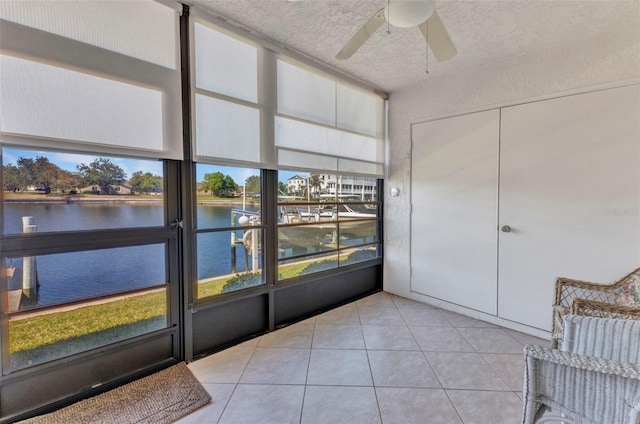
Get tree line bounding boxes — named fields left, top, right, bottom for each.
left=3, top=156, right=162, bottom=195
left=200, top=173, right=324, bottom=198
left=199, top=173, right=288, bottom=198
left=200, top=172, right=257, bottom=197
left=4, top=156, right=315, bottom=198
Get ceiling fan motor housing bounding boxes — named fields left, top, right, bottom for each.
left=384, top=0, right=436, bottom=28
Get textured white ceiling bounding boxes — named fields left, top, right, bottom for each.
left=187, top=0, right=640, bottom=92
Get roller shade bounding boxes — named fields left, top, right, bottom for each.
left=276, top=59, right=384, bottom=176
left=192, top=20, right=262, bottom=166
left=191, top=8, right=385, bottom=176
left=0, top=0, right=182, bottom=160
left=194, top=22, right=258, bottom=103
left=275, top=116, right=383, bottom=169
left=195, top=94, right=260, bottom=163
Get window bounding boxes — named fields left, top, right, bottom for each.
left=194, top=164, right=264, bottom=299
left=2, top=147, right=164, bottom=234
left=190, top=21, right=268, bottom=300
left=277, top=171, right=381, bottom=280
left=1, top=147, right=171, bottom=371
left=0, top=0, right=181, bottom=389
left=6, top=246, right=168, bottom=370
left=189, top=21, right=385, bottom=292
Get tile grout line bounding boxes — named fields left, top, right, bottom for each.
left=443, top=312, right=522, bottom=391
left=215, top=343, right=260, bottom=424
left=214, top=382, right=238, bottom=424
left=298, top=320, right=316, bottom=424
left=368, top=297, right=402, bottom=424
left=401, top=301, right=465, bottom=424
left=416, top=306, right=465, bottom=423
left=457, top=326, right=525, bottom=393
left=192, top=292, right=528, bottom=423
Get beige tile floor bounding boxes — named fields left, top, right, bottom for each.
left=177, top=292, right=548, bottom=424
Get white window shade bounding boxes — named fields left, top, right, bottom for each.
left=277, top=60, right=335, bottom=126
left=275, top=59, right=384, bottom=176
left=195, top=22, right=257, bottom=103
left=338, top=158, right=384, bottom=176
left=195, top=95, right=260, bottom=163
left=0, top=0, right=178, bottom=70
left=1, top=55, right=163, bottom=152
left=0, top=1, right=182, bottom=160
left=275, top=117, right=383, bottom=176
left=278, top=149, right=338, bottom=172
left=275, top=117, right=381, bottom=163
left=189, top=10, right=384, bottom=173
left=337, top=84, right=380, bottom=137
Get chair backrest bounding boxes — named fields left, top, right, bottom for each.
left=562, top=315, right=640, bottom=364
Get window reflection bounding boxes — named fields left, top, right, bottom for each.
left=195, top=164, right=261, bottom=229
left=195, top=164, right=264, bottom=298
left=4, top=244, right=168, bottom=371
left=277, top=171, right=381, bottom=280
left=2, top=147, right=164, bottom=234
left=197, top=230, right=263, bottom=298
left=8, top=288, right=167, bottom=371
left=5, top=245, right=166, bottom=312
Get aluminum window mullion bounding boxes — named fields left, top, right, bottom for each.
left=0, top=227, right=176, bottom=257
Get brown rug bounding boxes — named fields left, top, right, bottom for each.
left=21, top=362, right=211, bottom=424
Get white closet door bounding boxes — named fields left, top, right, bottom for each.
left=498, top=85, right=640, bottom=331
left=411, top=109, right=500, bottom=314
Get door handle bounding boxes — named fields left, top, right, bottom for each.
left=501, top=225, right=511, bottom=233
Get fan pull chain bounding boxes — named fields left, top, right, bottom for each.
left=425, top=19, right=429, bottom=75
left=386, top=0, right=391, bottom=34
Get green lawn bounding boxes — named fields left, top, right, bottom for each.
left=9, top=255, right=356, bottom=356
left=196, top=259, right=329, bottom=298
left=197, top=277, right=229, bottom=298
left=9, top=291, right=166, bottom=353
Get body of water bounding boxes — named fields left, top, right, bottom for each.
left=5, top=202, right=258, bottom=309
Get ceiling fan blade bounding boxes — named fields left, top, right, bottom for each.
left=335, top=8, right=385, bottom=60
left=419, top=10, right=457, bottom=62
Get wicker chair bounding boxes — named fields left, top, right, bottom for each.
left=551, top=267, right=640, bottom=348
left=523, top=315, right=640, bottom=424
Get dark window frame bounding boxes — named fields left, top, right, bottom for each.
left=0, top=155, right=182, bottom=377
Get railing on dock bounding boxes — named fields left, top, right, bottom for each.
left=230, top=209, right=261, bottom=274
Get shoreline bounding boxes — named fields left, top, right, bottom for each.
left=4, top=194, right=258, bottom=206
left=4, top=197, right=162, bottom=204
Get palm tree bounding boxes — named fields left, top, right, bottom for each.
left=308, top=174, right=322, bottom=199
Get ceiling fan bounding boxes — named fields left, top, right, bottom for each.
left=335, top=0, right=457, bottom=62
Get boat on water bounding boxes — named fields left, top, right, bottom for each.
left=232, top=195, right=378, bottom=254
left=278, top=201, right=377, bottom=251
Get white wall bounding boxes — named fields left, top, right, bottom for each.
left=385, top=23, right=640, bottom=335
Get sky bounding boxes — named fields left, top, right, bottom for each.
left=2, top=147, right=302, bottom=185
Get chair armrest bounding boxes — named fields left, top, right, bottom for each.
left=524, top=344, right=640, bottom=378
left=523, top=344, right=640, bottom=424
